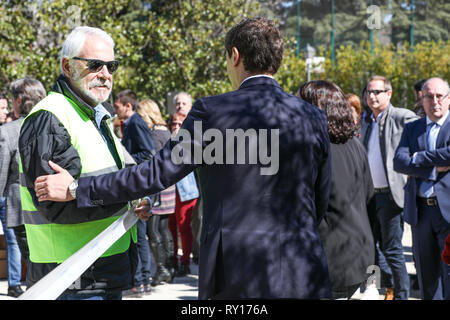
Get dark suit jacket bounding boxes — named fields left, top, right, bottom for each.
left=0, top=118, right=24, bottom=228
left=393, top=115, right=450, bottom=226
left=76, top=77, right=332, bottom=299
left=318, top=137, right=375, bottom=289
left=121, top=112, right=155, bottom=164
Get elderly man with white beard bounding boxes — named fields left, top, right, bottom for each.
left=18, top=26, right=145, bottom=300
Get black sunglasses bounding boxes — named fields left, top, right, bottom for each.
left=72, top=57, right=120, bottom=74
left=367, top=89, right=389, bottom=96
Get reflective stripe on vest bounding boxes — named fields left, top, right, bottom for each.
left=20, top=92, right=136, bottom=263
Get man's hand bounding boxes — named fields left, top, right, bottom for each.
left=34, top=160, right=75, bottom=202
left=134, top=198, right=152, bottom=221
left=437, top=166, right=450, bottom=173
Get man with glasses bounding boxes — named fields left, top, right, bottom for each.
left=361, top=75, right=418, bottom=300
left=394, top=77, right=450, bottom=299
left=18, top=26, right=143, bottom=300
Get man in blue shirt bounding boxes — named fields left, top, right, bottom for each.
left=394, top=77, right=450, bottom=299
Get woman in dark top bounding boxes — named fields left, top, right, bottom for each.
left=137, top=99, right=176, bottom=285
left=297, top=80, right=375, bottom=299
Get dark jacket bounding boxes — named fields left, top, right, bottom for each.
left=19, top=75, right=136, bottom=292
left=318, top=137, right=375, bottom=289
left=121, top=112, right=155, bottom=164
left=393, top=115, right=450, bottom=226
left=75, top=77, right=332, bottom=299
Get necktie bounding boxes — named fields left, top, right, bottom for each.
left=421, top=122, right=438, bottom=197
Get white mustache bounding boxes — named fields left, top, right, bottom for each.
left=89, top=79, right=112, bottom=89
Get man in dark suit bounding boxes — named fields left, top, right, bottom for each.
left=394, top=77, right=450, bottom=299
left=34, top=17, right=332, bottom=299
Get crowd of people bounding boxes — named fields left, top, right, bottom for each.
left=0, top=17, right=450, bottom=301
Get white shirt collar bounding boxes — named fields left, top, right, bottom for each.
left=94, top=103, right=111, bottom=128
left=426, top=110, right=449, bottom=127
left=239, top=74, right=274, bottom=87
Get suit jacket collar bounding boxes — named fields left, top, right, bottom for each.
left=361, top=103, right=393, bottom=148
left=238, top=76, right=281, bottom=90
left=437, top=111, right=450, bottom=147
left=416, top=117, right=427, bottom=151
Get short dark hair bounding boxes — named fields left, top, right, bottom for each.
left=225, top=17, right=284, bottom=75
left=116, top=89, right=138, bottom=111
left=296, top=80, right=357, bottom=144
left=10, top=77, right=46, bottom=116
left=414, top=79, right=427, bottom=92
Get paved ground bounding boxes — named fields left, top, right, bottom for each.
left=0, top=223, right=421, bottom=300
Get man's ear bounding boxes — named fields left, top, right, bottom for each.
left=231, top=47, right=241, bottom=67
left=62, top=58, right=72, bottom=77
left=125, top=102, right=133, bottom=112
left=387, top=90, right=393, bottom=99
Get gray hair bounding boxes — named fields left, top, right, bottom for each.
left=60, top=26, right=115, bottom=73
left=173, top=92, right=192, bottom=105
left=421, top=77, right=450, bottom=93
left=10, top=78, right=46, bottom=117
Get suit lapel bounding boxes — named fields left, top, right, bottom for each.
left=436, top=113, right=450, bottom=148
left=417, top=118, right=427, bottom=151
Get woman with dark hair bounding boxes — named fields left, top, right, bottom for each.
left=297, top=80, right=375, bottom=299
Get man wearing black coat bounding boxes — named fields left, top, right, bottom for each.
left=34, top=18, right=332, bottom=299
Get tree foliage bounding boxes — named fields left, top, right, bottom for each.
left=278, top=0, right=449, bottom=50
left=0, top=0, right=448, bottom=114
left=0, top=0, right=257, bottom=109
left=278, top=39, right=450, bottom=110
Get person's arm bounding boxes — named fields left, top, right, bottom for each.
left=393, top=122, right=436, bottom=180
left=21, top=111, right=131, bottom=223
left=19, top=111, right=83, bottom=221
left=35, top=99, right=209, bottom=207
left=410, top=146, right=450, bottom=168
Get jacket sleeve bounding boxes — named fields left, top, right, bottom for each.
left=393, top=121, right=435, bottom=180
left=411, top=146, right=450, bottom=167
left=76, top=99, right=209, bottom=208
left=19, top=111, right=83, bottom=222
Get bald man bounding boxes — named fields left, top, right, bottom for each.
left=394, top=77, right=450, bottom=300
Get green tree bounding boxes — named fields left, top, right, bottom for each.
left=0, top=0, right=258, bottom=109
left=390, top=0, right=450, bottom=45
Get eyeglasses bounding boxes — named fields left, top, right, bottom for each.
left=72, top=57, right=120, bottom=74
left=423, top=92, right=449, bottom=103
left=367, top=89, right=390, bottom=96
